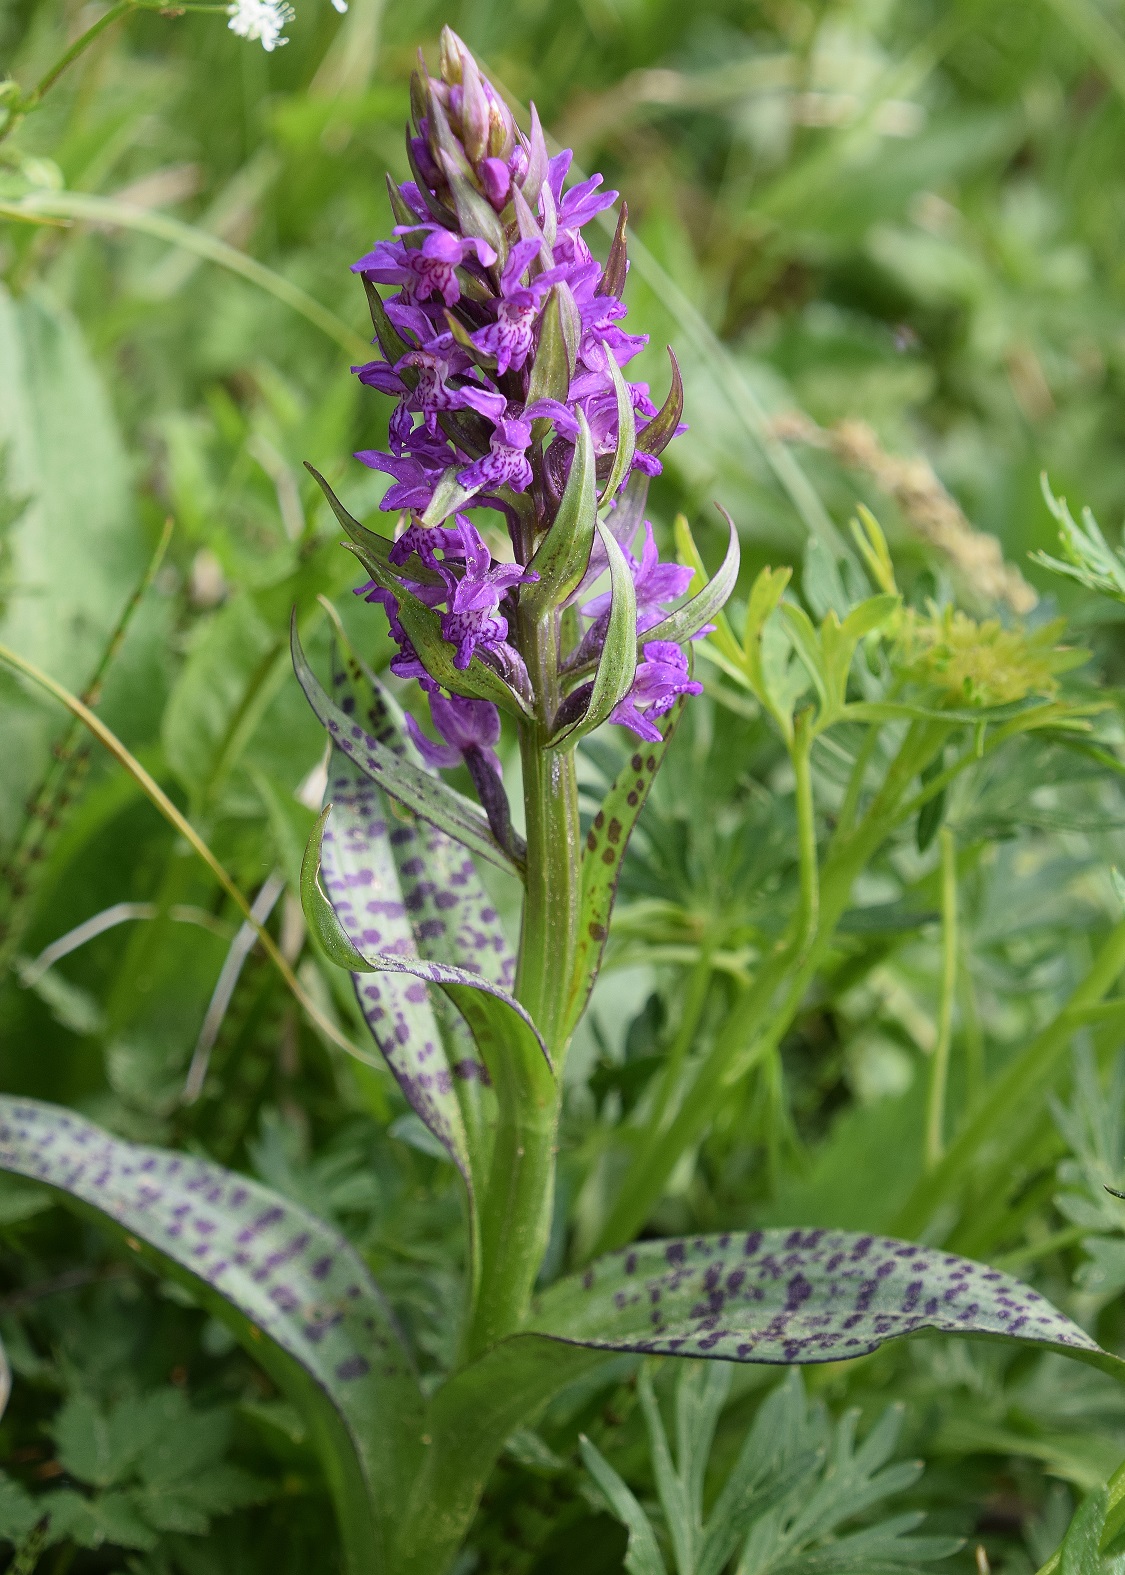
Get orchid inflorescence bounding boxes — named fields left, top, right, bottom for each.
left=336, top=26, right=731, bottom=803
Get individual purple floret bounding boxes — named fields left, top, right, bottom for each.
left=609, top=643, right=704, bottom=743
left=340, top=25, right=725, bottom=785
left=350, top=227, right=497, bottom=307
left=407, top=692, right=502, bottom=775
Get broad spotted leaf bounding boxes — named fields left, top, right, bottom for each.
left=529, top=1228, right=1118, bottom=1374
left=292, top=617, right=522, bottom=877
left=564, top=700, right=686, bottom=1039
left=319, top=646, right=528, bottom=1188
left=0, top=1098, right=424, bottom=1573
left=321, top=752, right=481, bottom=1192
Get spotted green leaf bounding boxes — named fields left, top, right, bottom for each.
left=292, top=618, right=523, bottom=877
left=564, top=698, right=686, bottom=1038
left=0, top=1098, right=424, bottom=1575
left=530, top=1228, right=1119, bottom=1375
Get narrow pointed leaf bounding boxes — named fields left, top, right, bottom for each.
left=596, top=201, right=629, bottom=300
left=564, top=698, right=686, bottom=1037
left=0, top=1098, right=424, bottom=1573
left=314, top=645, right=520, bottom=1188
left=642, top=508, right=740, bottom=648
left=359, top=276, right=410, bottom=366
left=524, top=409, right=597, bottom=617
left=304, top=465, right=442, bottom=591
left=292, top=621, right=523, bottom=877
left=530, top=1229, right=1120, bottom=1375
left=525, top=284, right=579, bottom=410
left=341, top=550, right=532, bottom=718
left=581, top=1435, right=668, bottom=1575
left=549, top=520, right=637, bottom=748
left=637, top=1368, right=691, bottom=1574
left=314, top=762, right=490, bottom=1187
left=635, top=347, right=683, bottom=459
left=599, top=345, right=637, bottom=505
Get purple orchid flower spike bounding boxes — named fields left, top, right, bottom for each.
left=323, top=24, right=734, bottom=901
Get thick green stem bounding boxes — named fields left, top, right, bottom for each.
left=464, top=609, right=580, bottom=1355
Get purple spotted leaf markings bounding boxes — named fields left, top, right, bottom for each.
left=565, top=701, right=684, bottom=1036
left=292, top=625, right=517, bottom=877
left=321, top=752, right=479, bottom=1188
left=325, top=648, right=520, bottom=1164
left=533, top=1228, right=1106, bottom=1368
left=0, top=1099, right=420, bottom=1463
left=329, top=637, right=516, bottom=993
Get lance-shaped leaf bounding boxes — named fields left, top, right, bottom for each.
left=309, top=646, right=530, bottom=1180
left=596, top=201, right=629, bottom=300
left=309, top=777, right=480, bottom=1191
left=549, top=520, right=638, bottom=748
left=642, top=508, right=740, bottom=648
left=528, top=1228, right=1122, bottom=1376
left=292, top=620, right=524, bottom=878
left=525, top=283, right=580, bottom=411
left=599, top=345, right=637, bottom=505
left=0, top=1098, right=424, bottom=1574
left=524, top=409, right=597, bottom=618
left=635, top=347, right=683, bottom=459
left=341, top=550, right=533, bottom=719
left=563, top=698, right=686, bottom=1039
left=304, top=465, right=443, bottom=593
left=359, top=276, right=410, bottom=367
left=308, top=808, right=549, bottom=1080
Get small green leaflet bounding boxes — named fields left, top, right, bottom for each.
left=549, top=520, right=637, bottom=748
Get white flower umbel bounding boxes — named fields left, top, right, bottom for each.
left=226, top=0, right=295, bottom=50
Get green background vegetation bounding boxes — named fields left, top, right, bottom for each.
left=6, top=0, right=1125, bottom=1569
